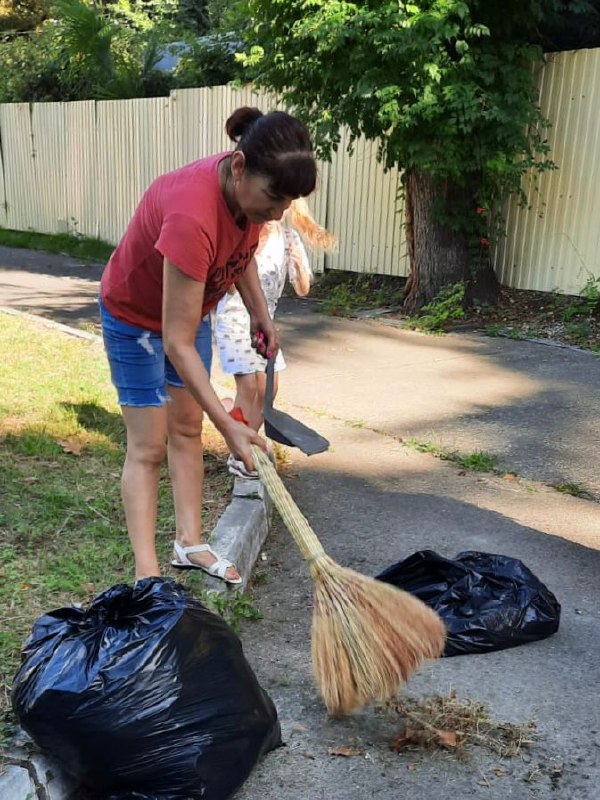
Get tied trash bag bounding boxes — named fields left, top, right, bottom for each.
left=377, top=550, right=560, bottom=657
left=12, top=578, right=281, bottom=800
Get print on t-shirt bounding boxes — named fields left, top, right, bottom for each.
left=204, top=244, right=258, bottom=311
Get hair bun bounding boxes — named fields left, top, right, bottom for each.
left=225, top=107, right=264, bottom=142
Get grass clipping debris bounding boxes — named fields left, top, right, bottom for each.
left=390, top=690, right=536, bottom=760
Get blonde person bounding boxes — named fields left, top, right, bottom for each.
left=99, top=107, right=318, bottom=584
left=214, top=198, right=336, bottom=479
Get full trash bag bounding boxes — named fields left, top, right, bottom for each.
left=12, top=578, right=281, bottom=800
left=377, top=550, right=561, bottom=657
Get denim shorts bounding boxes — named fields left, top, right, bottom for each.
left=99, top=298, right=212, bottom=407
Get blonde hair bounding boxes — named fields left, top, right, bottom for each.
left=285, top=197, right=337, bottom=252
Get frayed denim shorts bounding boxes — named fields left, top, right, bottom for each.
left=99, top=298, right=212, bottom=407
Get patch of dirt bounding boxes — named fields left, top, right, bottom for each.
left=456, top=287, right=600, bottom=351
left=382, top=286, right=600, bottom=352
left=308, top=271, right=600, bottom=352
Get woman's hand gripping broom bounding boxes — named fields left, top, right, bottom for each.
left=251, top=445, right=446, bottom=716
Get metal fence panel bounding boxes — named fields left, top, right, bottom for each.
left=65, top=101, right=98, bottom=238
left=0, top=104, right=39, bottom=231
left=325, top=128, right=407, bottom=276
left=494, top=48, right=600, bottom=293
left=30, top=103, right=68, bottom=234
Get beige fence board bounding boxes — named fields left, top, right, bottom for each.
left=325, top=128, right=407, bottom=276
left=0, top=104, right=38, bottom=231
left=95, top=100, right=138, bottom=244
left=0, top=120, right=7, bottom=228
left=30, top=103, right=68, bottom=234
left=64, top=101, right=98, bottom=238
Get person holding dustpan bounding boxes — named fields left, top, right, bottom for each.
left=99, top=107, right=317, bottom=585
left=214, top=198, right=336, bottom=478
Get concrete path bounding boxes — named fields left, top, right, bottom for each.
left=0, top=246, right=102, bottom=329
left=1, top=247, right=599, bottom=799
left=214, top=301, right=600, bottom=800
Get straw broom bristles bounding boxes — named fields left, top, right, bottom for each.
left=251, top=446, right=446, bottom=716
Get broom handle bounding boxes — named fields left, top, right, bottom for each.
left=251, top=445, right=326, bottom=563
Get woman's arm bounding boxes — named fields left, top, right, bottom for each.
left=162, top=259, right=265, bottom=467
left=235, top=258, right=281, bottom=356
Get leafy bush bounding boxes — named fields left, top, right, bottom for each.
left=561, top=276, right=600, bottom=321
left=0, top=0, right=239, bottom=103
left=407, top=283, right=466, bottom=333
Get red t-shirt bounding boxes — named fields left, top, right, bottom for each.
left=100, top=152, right=261, bottom=332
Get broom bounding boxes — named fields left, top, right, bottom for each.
left=251, top=445, right=446, bottom=716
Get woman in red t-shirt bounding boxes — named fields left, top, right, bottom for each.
left=100, top=107, right=317, bottom=584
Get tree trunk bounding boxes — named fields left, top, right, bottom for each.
left=403, top=169, right=468, bottom=314
left=402, top=169, right=499, bottom=314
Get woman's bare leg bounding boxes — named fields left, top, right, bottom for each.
left=167, top=385, right=240, bottom=582
left=121, top=405, right=167, bottom=580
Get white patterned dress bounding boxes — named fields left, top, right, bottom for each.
left=214, top=224, right=310, bottom=375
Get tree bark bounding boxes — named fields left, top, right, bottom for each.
left=402, top=169, right=499, bottom=314
left=403, top=169, right=468, bottom=314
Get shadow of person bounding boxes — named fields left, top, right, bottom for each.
left=62, top=402, right=125, bottom=445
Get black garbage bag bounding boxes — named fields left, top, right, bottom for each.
left=377, top=550, right=561, bottom=657
left=12, top=578, right=281, bottom=800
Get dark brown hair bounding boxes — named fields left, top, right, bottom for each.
left=225, top=107, right=316, bottom=198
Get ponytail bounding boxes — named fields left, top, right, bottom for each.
left=225, top=107, right=263, bottom=143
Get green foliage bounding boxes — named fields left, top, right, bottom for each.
left=0, top=0, right=239, bottom=102
left=407, top=282, right=465, bottom=332
left=484, top=323, right=526, bottom=340
left=405, top=438, right=500, bottom=472
left=317, top=283, right=362, bottom=317
left=204, top=591, right=263, bottom=632
left=241, top=1, right=561, bottom=205
left=565, top=318, right=592, bottom=342
left=311, top=270, right=405, bottom=316
left=0, top=0, right=171, bottom=101
left=173, top=32, right=241, bottom=89
left=580, top=275, right=600, bottom=310
left=0, top=0, right=52, bottom=32
left=238, top=0, right=585, bottom=300
left=551, top=481, right=595, bottom=500
left=561, top=275, right=600, bottom=320
left=454, top=450, right=498, bottom=471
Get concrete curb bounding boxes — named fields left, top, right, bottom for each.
left=0, top=308, right=275, bottom=798
left=203, top=477, right=273, bottom=595
left=0, top=305, right=102, bottom=342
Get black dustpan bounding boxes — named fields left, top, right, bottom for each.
left=263, top=356, right=329, bottom=455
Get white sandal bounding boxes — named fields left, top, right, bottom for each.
left=171, top=542, right=242, bottom=585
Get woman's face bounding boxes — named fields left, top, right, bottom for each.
left=230, top=152, right=294, bottom=224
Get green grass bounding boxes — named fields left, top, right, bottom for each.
left=208, top=592, right=263, bottom=632
left=405, top=439, right=499, bottom=473
left=454, top=450, right=499, bottom=472
left=484, top=324, right=526, bottom=340
left=0, top=312, right=236, bottom=746
left=551, top=482, right=595, bottom=501
left=0, top=227, right=114, bottom=263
